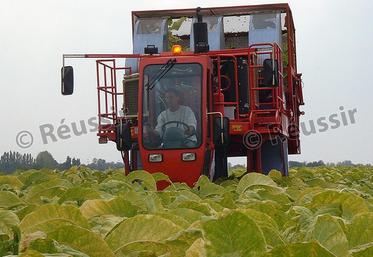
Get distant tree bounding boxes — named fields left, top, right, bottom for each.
left=59, top=156, right=72, bottom=170
left=71, top=158, right=81, bottom=166
left=337, top=160, right=353, bottom=166
left=289, top=161, right=306, bottom=168
left=0, top=151, right=123, bottom=173
left=87, top=158, right=123, bottom=171
left=35, top=151, right=58, bottom=169
left=306, top=160, right=325, bottom=167
left=0, top=151, right=36, bottom=173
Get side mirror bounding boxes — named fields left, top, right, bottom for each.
left=262, top=59, right=279, bottom=86
left=213, top=117, right=230, bottom=147
left=116, top=122, right=132, bottom=151
left=61, top=66, right=74, bottom=95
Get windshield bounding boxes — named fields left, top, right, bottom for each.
left=142, top=63, right=202, bottom=150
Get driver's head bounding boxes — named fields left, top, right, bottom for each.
left=164, top=88, right=181, bottom=111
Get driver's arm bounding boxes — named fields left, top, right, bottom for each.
left=154, top=111, right=166, bottom=136
left=184, top=107, right=197, bottom=135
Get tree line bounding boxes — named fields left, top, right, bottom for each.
left=1, top=151, right=369, bottom=174
left=0, top=151, right=123, bottom=174
left=288, top=160, right=363, bottom=167
left=228, top=160, right=370, bottom=170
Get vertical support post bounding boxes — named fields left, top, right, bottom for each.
left=246, top=148, right=262, bottom=173
left=112, top=60, right=118, bottom=121
left=96, top=61, right=101, bottom=134
left=131, top=148, right=138, bottom=171
left=255, top=147, right=262, bottom=173
left=121, top=151, right=131, bottom=175
left=232, top=57, right=239, bottom=117
left=217, top=57, right=222, bottom=93
left=104, top=65, right=108, bottom=116
left=246, top=150, right=254, bottom=173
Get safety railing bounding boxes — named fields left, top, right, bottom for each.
left=247, top=43, right=285, bottom=126
left=96, top=59, right=133, bottom=142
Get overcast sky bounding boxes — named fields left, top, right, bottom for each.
left=1, top=0, right=372, bottom=165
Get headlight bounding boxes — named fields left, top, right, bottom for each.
left=149, top=154, right=163, bottom=163
left=182, top=153, right=196, bottom=162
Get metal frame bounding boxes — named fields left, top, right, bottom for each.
left=62, top=3, right=304, bottom=181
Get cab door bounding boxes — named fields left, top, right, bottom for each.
left=138, top=56, right=209, bottom=187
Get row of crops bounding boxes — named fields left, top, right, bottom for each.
left=0, top=166, right=372, bottom=257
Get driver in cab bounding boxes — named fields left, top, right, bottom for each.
left=148, top=88, right=197, bottom=147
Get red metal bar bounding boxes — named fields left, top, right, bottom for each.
left=217, top=57, right=222, bottom=93
left=104, top=65, right=108, bottom=116
left=96, top=61, right=101, bottom=134
left=110, top=61, right=116, bottom=121
left=113, top=60, right=118, bottom=122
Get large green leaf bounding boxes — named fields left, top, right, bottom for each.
left=194, top=176, right=226, bottom=198
left=241, top=200, right=287, bottom=228
left=23, top=178, right=72, bottom=204
left=185, top=238, right=206, bottom=257
left=202, top=211, right=266, bottom=257
left=239, top=208, right=284, bottom=247
left=80, top=196, right=137, bottom=219
left=17, top=170, right=57, bottom=188
left=105, top=214, right=182, bottom=252
left=0, top=191, right=23, bottom=209
left=0, top=210, right=20, bottom=256
left=263, top=241, right=336, bottom=257
left=20, top=204, right=89, bottom=235
left=308, top=190, right=369, bottom=220
left=0, top=175, right=23, bottom=189
left=236, top=173, right=277, bottom=194
left=89, top=215, right=124, bottom=237
left=165, top=229, right=203, bottom=257
left=155, top=212, right=190, bottom=229
left=167, top=208, right=204, bottom=223
left=125, top=170, right=157, bottom=191
left=306, top=214, right=349, bottom=257
left=0, top=209, right=20, bottom=234
left=115, top=241, right=170, bottom=257
left=47, top=224, right=115, bottom=257
left=14, top=205, right=37, bottom=221
left=171, top=200, right=214, bottom=216
left=347, top=212, right=373, bottom=249
left=58, top=187, right=102, bottom=205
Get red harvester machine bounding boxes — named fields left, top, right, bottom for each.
left=61, top=3, right=304, bottom=187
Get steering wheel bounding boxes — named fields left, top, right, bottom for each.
left=161, top=121, right=196, bottom=140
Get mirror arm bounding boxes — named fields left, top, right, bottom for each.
left=207, top=111, right=224, bottom=144
left=62, top=54, right=87, bottom=67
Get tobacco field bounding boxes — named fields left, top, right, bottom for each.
left=0, top=166, right=372, bottom=257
